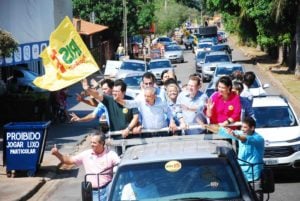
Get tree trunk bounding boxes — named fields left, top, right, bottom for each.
left=295, top=3, right=300, bottom=78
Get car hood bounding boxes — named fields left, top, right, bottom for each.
left=164, top=51, right=182, bottom=56
left=116, top=69, right=145, bottom=79
left=148, top=68, right=172, bottom=76
left=256, top=126, right=300, bottom=142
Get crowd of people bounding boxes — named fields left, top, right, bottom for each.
left=51, top=70, right=265, bottom=201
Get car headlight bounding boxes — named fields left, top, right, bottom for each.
left=292, top=144, right=300, bottom=151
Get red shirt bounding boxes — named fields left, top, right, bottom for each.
left=210, top=92, right=241, bottom=124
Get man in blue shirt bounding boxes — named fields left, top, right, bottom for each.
left=217, top=117, right=265, bottom=201
left=177, top=74, right=208, bottom=135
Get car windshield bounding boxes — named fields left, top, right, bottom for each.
left=211, top=45, right=229, bottom=52
left=165, top=45, right=182, bottom=51
left=215, top=67, right=243, bottom=76
left=149, top=61, right=171, bottom=69
left=254, top=106, right=298, bottom=128
left=123, top=76, right=142, bottom=88
left=197, top=51, right=208, bottom=59
left=121, top=62, right=146, bottom=71
left=109, top=158, right=241, bottom=200
left=198, top=43, right=212, bottom=49
left=160, top=37, right=172, bottom=42
left=205, top=55, right=230, bottom=63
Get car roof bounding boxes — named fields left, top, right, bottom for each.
left=119, top=140, right=232, bottom=166
left=122, top=59, right=146, bottom=64
left=215, top=63, right=243, bottom=68
left=206, top=51, right=229, bottom=56
left=149, top=58, right=171, bottom=63
left=252, top=95, right=289, bottom=107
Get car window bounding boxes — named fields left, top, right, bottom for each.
left=215, top=67, right=243, bottom=76
left=254, top=106, right=298, bottom=128
left=205, top=55, right=230, bottom=63
left=123, top=76, right=142, bottom=87
left=110, top=158, right=241, bottom=200
left=149, top=61, right=171, bottom=69
left=197, top=51, right=207, bottom=59
left=165, top=45, right=182, bottom=51
left=121, top=62, right=146, bottom=71
left=198, top=43, right=212, bottom=48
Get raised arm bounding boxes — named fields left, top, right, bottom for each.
left=51, top=145, right=76, bottom=165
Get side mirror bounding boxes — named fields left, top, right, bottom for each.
left=261, top=168, right=275, bottom=193
left=263, top=83, right=270, bottom=89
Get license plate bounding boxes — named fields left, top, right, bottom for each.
left=264, top=159, right=278, bottom=165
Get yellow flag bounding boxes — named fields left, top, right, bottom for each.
left=34, top=16, right=99, bottom=91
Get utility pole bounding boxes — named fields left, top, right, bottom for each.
left=123, top=0, right=128, bottom=56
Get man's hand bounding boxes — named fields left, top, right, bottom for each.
left=81, top=79, right=90, bottom=90
left=169, top=121, right=178, bottom=133
left=121, top=128, right=130, bottom=138
left=51, top=144, right=59, bottom=156
left=90, top=78, right=99, bottom=89
left=70, top=112, right=80, bottom=122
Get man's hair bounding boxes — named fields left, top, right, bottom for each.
left=189, top=74, right=201, bottom=86
left=216, top=76, right=232, bottom=91
left=161, top=69, right=169, bottom=80
left=144, top=86, right=156, bottom=95
left=242, top=116, right=256, bottom=128
left=114, top=79, right=127, bottom=92
left=164, top=78, right=178, bottom=87
left=243, top=71, right=256, bottom=87
left=232, top=80, right=244, bottom=94
left=100, top=79, right=114, bottom=89
left=92, top=130, right=106, bottom=145
left=142, top=72, right=156, bottom=83
left=166, top=83, right=180, bottom=93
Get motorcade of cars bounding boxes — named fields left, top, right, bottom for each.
left=151, top=36, right=173, bottom=46
left=148, top=58, right=175, bottom=84
left=201, top=51, right=232, bottom=82
left=122, top=72, right=143, bottom=99
left=105, top=139, right=274, bottom=201
left=211, top=44, right=233, bottom=59
left=163, top=44, right=184, bottom=63
left=193, top=42, right=213, bottom=55
left=10, top=67, right=47, bottom=93
left=115, top=59, right=148, bottom=79
left=252, top=95, right=300, bottom=168
left=195, top=50, right=210, bottom=73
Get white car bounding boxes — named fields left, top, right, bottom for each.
left=148, top=59, right=175, bottom=82
left=201, top=51, right=231, bottom=82
left=115, top=59, right=148, bottom=79
left=123, top=72, right=143, bottom=99
left=253, top=95, right=300, bottom=168
left=193, top=42, right=213, bottom=55
left=163, top=45, right=184, bottom=63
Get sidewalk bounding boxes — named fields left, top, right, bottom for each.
left=0, top=73, right=102, bottom=201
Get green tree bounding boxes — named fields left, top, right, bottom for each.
left=0, top=29, right=18, bottom=58
left=72, top=0, right=155, bottom=37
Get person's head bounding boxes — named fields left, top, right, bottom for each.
left=230, top=70, right=244, bottom=82
left=187, top=74, right=202, bottom=97
left=144, top=87, right=156, bottom=106
left=113, top=79, right=127, bottom=100
left=161, top=70, right=170, bottom=83
left=141, top=72, right=156, bottom=89
left=100, top=79, right=114, bottom=95
left=216, top=76, right=232, bottom=98
left=243, top=71, right=256, bottom=87
left=241, top=117, right=256, bottom=135
left=90, top=130, right=106, bottom=154
left=166, top=83, right=180, bottom=102
left=232, top=81, right=244, bottom=95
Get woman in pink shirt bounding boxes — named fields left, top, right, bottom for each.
left=206, top=76, right=241, bottom=126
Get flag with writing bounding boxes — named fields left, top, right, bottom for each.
left=34, top=16, right=99, bottom=91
